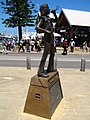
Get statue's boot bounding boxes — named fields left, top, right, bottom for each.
left=38, top=73, right=49, bottom=78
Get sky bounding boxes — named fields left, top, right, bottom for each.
left=0, top=0, right=90, bottom=35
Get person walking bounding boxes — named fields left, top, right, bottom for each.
left=18, top=39, right=25, bottom=52
left=62, top=39, right=68, bottom=55
left=37, top=40, right=41, bottom=52
left=26, top=39, right=30, bottom=52
left=82, top=41, right=88, bottom=52
left=30, top=39, right=35, bottom=51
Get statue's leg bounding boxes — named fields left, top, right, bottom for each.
left=47, top=44, right=55, bottom=73
left=37, top=42, right=50, bottom=76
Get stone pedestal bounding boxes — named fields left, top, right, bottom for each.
left=24, top=71, right=63, bottom=119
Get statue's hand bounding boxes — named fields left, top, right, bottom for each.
left=35, top=27, right=43, bottom=33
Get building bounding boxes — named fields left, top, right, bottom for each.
left=56, top=8, right=90, bottom=46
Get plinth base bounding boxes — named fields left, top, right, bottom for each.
left=24, top=71, right=63, bottom=119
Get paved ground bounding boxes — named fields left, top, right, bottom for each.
left=0, top=67, right=90, bottom=120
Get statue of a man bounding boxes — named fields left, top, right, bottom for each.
left=36, top=4, right=57, bottom=77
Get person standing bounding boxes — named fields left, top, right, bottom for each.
left=70, top=39, right=75, bottom=52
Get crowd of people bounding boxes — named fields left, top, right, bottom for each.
left=61, top=36, right=89, bottom=55
left=61, top=37, right=75, bottom=55
left=1, top=38, right=17, bottom=54
left=0, top=35, right=90, bottom=55
left=18, top=38, right=41, bottom=53
left=0, top=36, right=42, bottom=54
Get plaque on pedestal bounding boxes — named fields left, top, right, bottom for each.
left=24, top=71, right=63, bottom=119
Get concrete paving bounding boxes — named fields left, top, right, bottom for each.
left=0, top=67, right=90, bottom=120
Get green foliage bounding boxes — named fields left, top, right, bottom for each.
left=1, top=0, right=38, bottom=28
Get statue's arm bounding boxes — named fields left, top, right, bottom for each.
left=36, top=19, right=44, bottom=33
left=51, top=10, right=57, bottom=22
left=36, top=18, right=51, bottom=33
left=36, top=19, right=43, bottom=28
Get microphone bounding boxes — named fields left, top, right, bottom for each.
left=51, top=6, right=59, bottom=13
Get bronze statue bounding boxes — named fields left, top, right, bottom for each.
left=36, top=4, right=58, bottom=77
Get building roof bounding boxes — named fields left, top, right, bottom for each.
left=62, top=8, right=90, bottom=27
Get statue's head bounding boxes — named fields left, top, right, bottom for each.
left=40, top=4, right=50, bottom=16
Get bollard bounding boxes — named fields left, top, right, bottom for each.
left=80, top=58, right=86, bottom=72
left=54, top=56, right=57, bottom=71
left=27, top=57, right=31, bottom=70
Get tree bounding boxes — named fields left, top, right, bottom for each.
left=1, top=0, right=37, bottom=44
